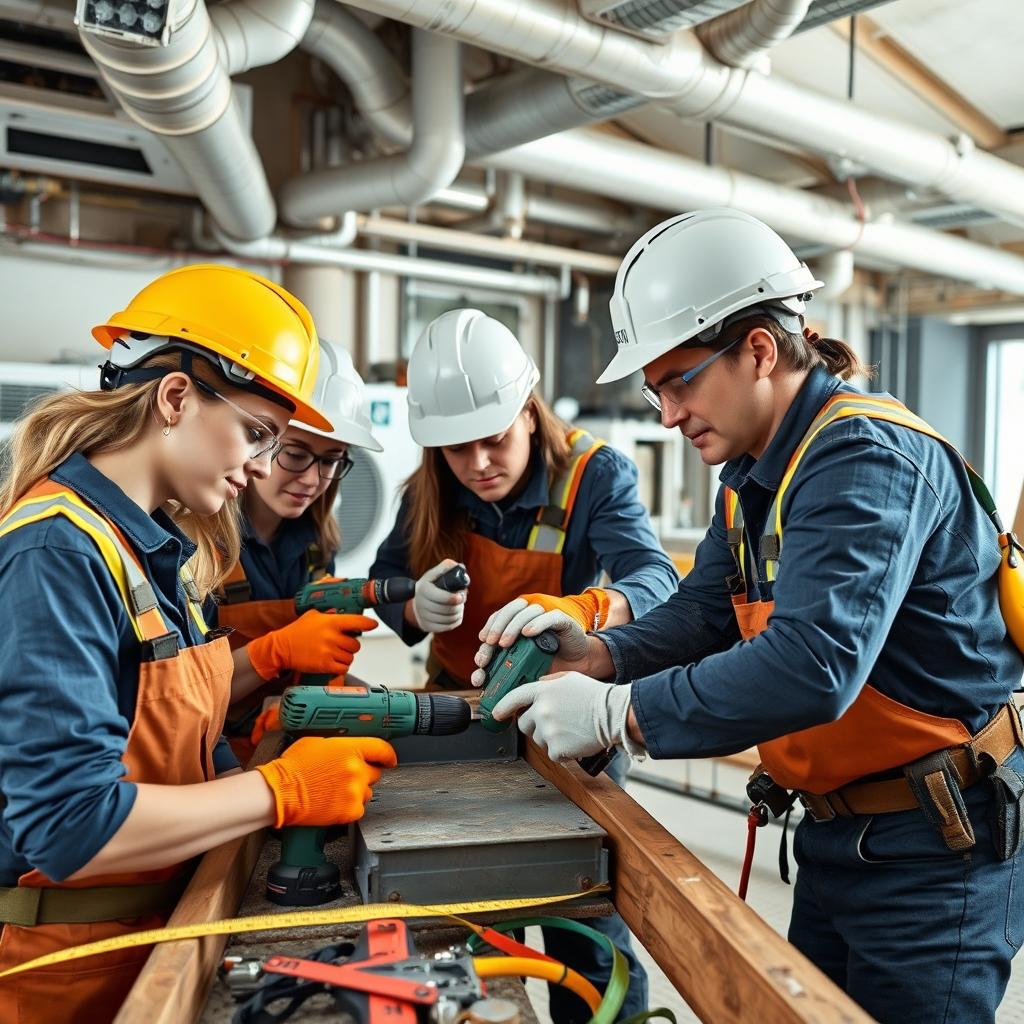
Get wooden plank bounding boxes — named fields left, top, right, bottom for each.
left=525, top=741, right=873, bottom=1024
left=114, top=735, right=280, bottom=1024
left=830, top=16, right=1007, bottom=151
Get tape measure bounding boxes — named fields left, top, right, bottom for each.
left=0, top=886, right=610, bottom=980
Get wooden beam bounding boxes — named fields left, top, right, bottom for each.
left=831, top=16, right=1008, bottom=151
left=524, top=741, right=872, bottom=1024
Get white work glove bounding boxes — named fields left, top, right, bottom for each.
left=492, top=672, right=645, bottom=762
left=471, top=604, right=590, bottom=687
left=411, top=559, right=467, bottom=633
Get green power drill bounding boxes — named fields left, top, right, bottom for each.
left=266, top=683, right=472, bottom=906
left=477, top=630, right=615, bottom=778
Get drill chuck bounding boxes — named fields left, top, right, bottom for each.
left=414, top=693, right=473, bottom=736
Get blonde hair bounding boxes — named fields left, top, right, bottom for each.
left=403, top=394, right=572, bottom=578
left=0, top=352, right=242, bottom=599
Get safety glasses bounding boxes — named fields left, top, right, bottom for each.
left=276, top=445, right=354, bottom=481
left=640, top=335, right=744, bottom=412
left=191, top=377, right=283, bottom=462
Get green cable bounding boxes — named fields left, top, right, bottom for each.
left=466, top=916, right=675, bottom=1024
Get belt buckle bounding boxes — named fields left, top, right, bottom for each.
left=798, top=792, right=836, bottom=823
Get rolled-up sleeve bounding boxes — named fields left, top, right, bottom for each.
left=600, top=486, right=740, bottom=681
left=368, top=495, right=427, bottom=646
left=573, top=447, right=678, bottom=616
left=0, top=547, right=137, bottom=881
left=632, top=432, right=941, bottom=760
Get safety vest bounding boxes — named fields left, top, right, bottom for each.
left=723, top=393, right=1019, bottom=793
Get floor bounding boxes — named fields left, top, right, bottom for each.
left=355, top=635, right=1024, bottom=1024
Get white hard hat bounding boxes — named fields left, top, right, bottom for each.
left=407, top=308, right=540, bottom=447
left=294, top=340, right=382, bottom=451
left=599, top=208, right=823, bottom=384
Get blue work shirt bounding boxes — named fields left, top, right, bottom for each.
left=601, top=366, right=1024, bottom=760
left=370, top=443, right=679, bottom=644
left=0, top=453, right=237, bottom=885
left=215, top=512, right=334, bottom=608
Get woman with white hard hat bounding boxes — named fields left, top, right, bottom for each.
left=370, top=307, right=678, bottom=1024
left=0, top=266, right=396, bottom=1023
left=218, top=341, right=385, bottom=763
left=488, top=208, right=1024, bottom=1024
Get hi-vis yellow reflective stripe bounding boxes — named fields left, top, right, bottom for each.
left=0, top=490, right=168, bottom=643
left=179, top=562, right=209, bottom=638
left=527, top=430, right=604, bottom=555
left=761, top=394, right=963, bottom=583
left=0, top=887, right=610, bottom=980
left=724, top=487, right=746, bottom=590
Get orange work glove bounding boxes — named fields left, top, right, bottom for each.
left=246, top=610, right=377, bottom=681
left=250, top=705, right=281, bottom=747
left=518, top=588, right=611, bottom=632
left=255, top=736, right=398, bottom=827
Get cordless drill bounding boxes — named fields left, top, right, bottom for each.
left=478, top=630, right=615, bottom=778
left=294, top=564, right=471, bottom=617
left=266, top=684, right=472, bottom=906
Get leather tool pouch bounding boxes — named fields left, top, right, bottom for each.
left=903, top=750, right=977, bottom=852
left=987, top=758, right=1024, bottom=861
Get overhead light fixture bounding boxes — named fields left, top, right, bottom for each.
left=75, top=0, right=171, bottom=47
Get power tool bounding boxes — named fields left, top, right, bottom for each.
left=294, top=564, right=470, bottom=617
left=266, top=684, right=472, bottom=906
left=478, top=630, right=615, bottom=778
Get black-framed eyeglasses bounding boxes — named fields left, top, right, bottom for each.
left=640, top=335, right=745, bottom=412
left=192, top=377, right=283, bottom=461
left=276, top=445, right=354, bottom=481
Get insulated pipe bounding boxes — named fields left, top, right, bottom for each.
left=484, top=129, right=1024, bottom=295
left=210, top=224, right=564, bottom=296
left=209, top=0, right=316, bottom=75
left=811, top=250, right=855, bottom=301
left=696, top=0, right=812, bottom=70
left=280, top=29, right=464, bottom=224
left=301, top=1, right=411, bottom=147
left=78, top=0, right=279, bottom=240
left=341, top=0, right=1024, bottom=227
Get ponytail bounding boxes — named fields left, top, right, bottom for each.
left=801, top=328, right=874, bottom=381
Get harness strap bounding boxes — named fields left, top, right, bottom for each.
left=527, top=430, right=604, bottom=555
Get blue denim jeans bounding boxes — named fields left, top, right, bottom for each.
left=789, top=748, right=1024, bottom=1024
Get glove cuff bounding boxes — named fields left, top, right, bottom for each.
left=246, top=633, right=282, bottom=682
left=606, top=683, right=647, bottom=759
left=254, top=760, right=290, bottom=828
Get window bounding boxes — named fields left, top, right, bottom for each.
left=984, top=339, right=1024, bottom=524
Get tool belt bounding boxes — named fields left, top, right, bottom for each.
left=0, top=872, right=190, bottom=927
left=752, top=702, right=1024, bottom=856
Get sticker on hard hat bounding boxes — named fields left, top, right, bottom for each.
left=614, top=330, right=630, bottom=346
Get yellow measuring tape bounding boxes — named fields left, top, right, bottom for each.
left=0, top=887, right=610, bottom=980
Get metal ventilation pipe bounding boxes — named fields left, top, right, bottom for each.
left=696, top=0, right=812, bottom=69
left=279, top=28, right=464, bottom=224
left=209, top=0, right=315, bottom=74
left=485, top=128, right=1024, bottom=295
left=341, top=0, right=1024, bottom=227
left=301, top=1, right=411, bottom=147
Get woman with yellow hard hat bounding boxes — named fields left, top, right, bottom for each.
left=220, top=341, right=384, bottom=763
left=0, top=265, right=396, bottom=1024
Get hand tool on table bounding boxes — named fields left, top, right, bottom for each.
left=477, top=630, right=615, bottom=778
left=222, top=918, right=487, bottom=1024
left=267, top=684, right=473, bottom=906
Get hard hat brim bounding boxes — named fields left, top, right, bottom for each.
left=293, top=420, right=384, bottom=452
left=92, top=323, right=334, bottom=433
left=409, top=398, right=527, bottom=449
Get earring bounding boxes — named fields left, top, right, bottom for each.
left=162, top=417, right=172, bottom=437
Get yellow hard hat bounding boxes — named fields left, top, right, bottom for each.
left=92, top=264, right=332, bottom=431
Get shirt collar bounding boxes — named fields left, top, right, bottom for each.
left=455, top=452, right=550, bottom=516
left=52, top=451, right=196, bottom=559
left=719, top=365, right=845, bottom=492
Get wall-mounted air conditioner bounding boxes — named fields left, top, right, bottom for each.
left=332, top=384, right=422, bottom=635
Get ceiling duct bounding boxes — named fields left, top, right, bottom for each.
left=579, top=0, right=749, bottom=41
left=793, top=0, right=892, bottom=34
left=0, top=30, right=202, bottom=194
left=907, top=204, right=999, bottom=230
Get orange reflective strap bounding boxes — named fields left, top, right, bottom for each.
left=0, top=481, right=171, bottom=643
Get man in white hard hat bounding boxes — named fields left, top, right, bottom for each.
left=490, top=209, right=1024, bottom=1024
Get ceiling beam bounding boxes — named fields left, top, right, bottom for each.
left=830, top=16, right=1008, bottom=151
